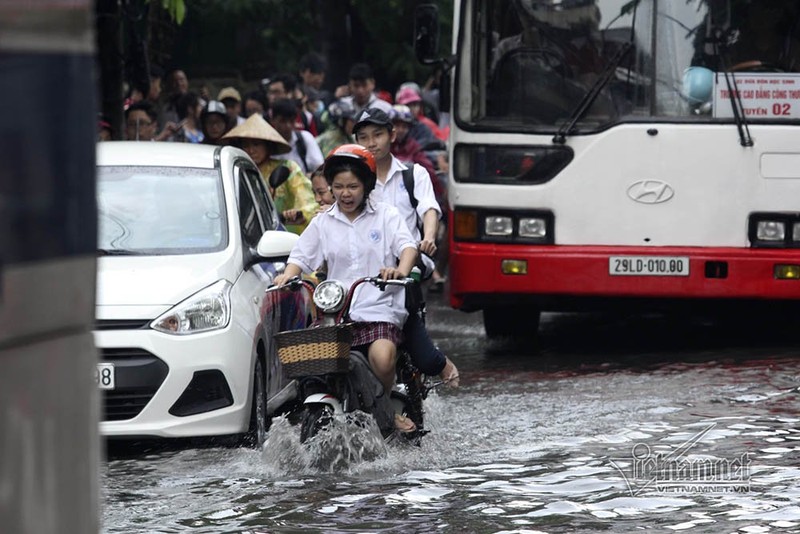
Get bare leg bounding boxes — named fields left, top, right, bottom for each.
left=368, top=339, right=397, bottom=394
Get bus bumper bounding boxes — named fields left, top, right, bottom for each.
left=449, top=243, right=800, bottom=311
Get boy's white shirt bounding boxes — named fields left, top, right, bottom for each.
left=371, top=155, right=442, bottom=275
left=287, top=201, right=416, bottom=327
left=371, top=155, right=441, bottom=242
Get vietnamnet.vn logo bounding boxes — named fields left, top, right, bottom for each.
left=609, top=423, right=751, bottom=495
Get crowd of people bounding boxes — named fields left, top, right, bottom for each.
left=105, top=52, right=458, bottom=429
left=106, top=53, right=451, bottom=289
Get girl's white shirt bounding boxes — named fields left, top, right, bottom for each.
left=287, top=200, right=417, bottom=327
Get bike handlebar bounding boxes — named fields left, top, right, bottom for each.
left=265, top=276, right=314, bottom=296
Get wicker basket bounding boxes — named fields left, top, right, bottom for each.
left=274, top=324, right=353, bottom=377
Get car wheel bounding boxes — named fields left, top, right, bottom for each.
left=244, top=357, right=268, bottom=448
left=483, top=306, right=540, bottom=339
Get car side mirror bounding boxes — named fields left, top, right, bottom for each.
left=268, top=165, right=291, bottom=190
left=249, top=230, right=299, bottom=268
left=414, top=4, right=440, bottom=65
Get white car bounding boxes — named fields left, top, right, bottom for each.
left=95, top=142, right=310, bottom=446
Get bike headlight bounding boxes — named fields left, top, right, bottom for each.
left=313, top=280, right=346, bottom=314
left=151, top=279, right=232, bottom=335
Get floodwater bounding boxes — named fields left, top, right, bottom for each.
left=102, top=296, right=800, bottom=533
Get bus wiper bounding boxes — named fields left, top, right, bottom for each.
left=552, top=42, right=632, bottom=145
left=713, top=33, right=754, bottom=147
left=97, top=249, right=145, bottom=256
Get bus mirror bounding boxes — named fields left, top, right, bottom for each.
left=414, top=4, right=440, bottom=65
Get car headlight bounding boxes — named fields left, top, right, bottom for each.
left=313, top=280, right=347, bottom=314
left=151, top=280, right=232, bottom=335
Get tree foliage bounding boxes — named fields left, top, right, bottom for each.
left=164, top=0, right=453, bottom=91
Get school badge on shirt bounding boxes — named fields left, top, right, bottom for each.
left=369, top=229, right=381, bottom=242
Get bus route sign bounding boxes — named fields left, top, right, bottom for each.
left=713, top=73, right=800, bottom=119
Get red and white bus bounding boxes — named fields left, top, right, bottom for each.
left=416, top=0, right=800, bottom=337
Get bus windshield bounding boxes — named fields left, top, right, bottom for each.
left=461, top=0, right=800, bottom=131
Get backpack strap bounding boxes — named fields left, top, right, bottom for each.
left=402, top=166, right=417, bottom=210
left=294, top=130, right=308, bottom=173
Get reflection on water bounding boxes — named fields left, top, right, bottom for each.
left=102, top=303, right=800, bottom=533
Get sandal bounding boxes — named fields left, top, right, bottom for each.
left=394, top=413, right=417, bottom=433
left=428, top=278, right=445, bottom=294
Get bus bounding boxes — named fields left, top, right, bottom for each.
left=0, top=1, right=98, bottom=531
left=416, top=0, right=800, bottom=338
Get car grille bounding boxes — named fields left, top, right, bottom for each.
left=94, top=319, right=150, bottom=331
left=100, top=348, right=168, bottom=421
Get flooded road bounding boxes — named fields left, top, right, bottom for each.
left=103, top=295, right=800, bottom=533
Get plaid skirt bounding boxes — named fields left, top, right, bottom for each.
left=350, top=321, right=403, bottom=349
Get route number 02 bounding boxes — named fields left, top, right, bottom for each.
left=773, top=103, right=791, bottom=116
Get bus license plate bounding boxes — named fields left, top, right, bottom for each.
left=96, top=363, right=115, bottom=390
left=609, top=256, right=690, bottom=276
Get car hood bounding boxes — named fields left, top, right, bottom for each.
left=96, top=253, right=237, bottom=307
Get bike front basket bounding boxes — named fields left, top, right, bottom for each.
left=274, top=324, right=353, bottom=377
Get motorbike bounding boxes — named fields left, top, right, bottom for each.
left=267, top=275, right=431, bottom=446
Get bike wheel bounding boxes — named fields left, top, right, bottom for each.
left=299, top=404, right=334, bottom=443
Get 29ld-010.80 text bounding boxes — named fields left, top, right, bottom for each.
left=609, top=256, right=690, bottom=276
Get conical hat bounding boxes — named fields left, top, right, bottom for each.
left=221, top=113, right=291, bottom=155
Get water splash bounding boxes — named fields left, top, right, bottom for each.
left=261, top=412, right=387, bottom=474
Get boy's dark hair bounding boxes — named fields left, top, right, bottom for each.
left=298, top=52, right=327, bottom=74
left=243, top=90, right=267, bottom=109
left=125, top=100, right=158, bottom=122
left=348, top=63, right=374, bottom=82
left=271, top=98, right=297, bottom=120
left=175, top=92, right=199, bottom=120
left=269, top=72, right=297, bottom=93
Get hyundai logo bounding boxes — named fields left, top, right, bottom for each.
left=626, top=180, right=675, bottom=204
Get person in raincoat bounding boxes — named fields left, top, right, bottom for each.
left=221, top=113, right=317, bottom=234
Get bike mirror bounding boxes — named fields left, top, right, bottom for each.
left=268, top=165, right=291, bottom=190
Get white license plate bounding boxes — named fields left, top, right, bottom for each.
left=96, top=363, right=115, bottom=390
left=609, top=256, right=690, bottom=276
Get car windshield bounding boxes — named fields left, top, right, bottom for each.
left=97, top=166, right=227, bottom=255
left=462, top=0, right=800, bottom=131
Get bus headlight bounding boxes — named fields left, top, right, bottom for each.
left=485, top=216, right=513, bottom=236
left=453, top=208, right=554, bottom=244
left=748, top=213, right=800, bottom=247
left=519, top=217, right=547, bottom=238
left=756, top=221, right=785, bottom=241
